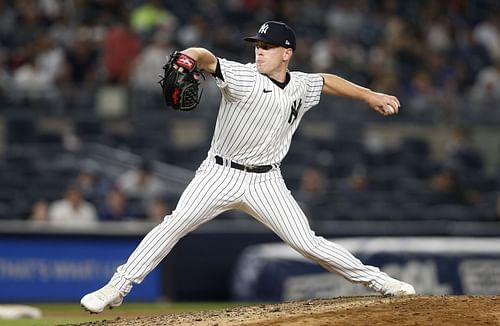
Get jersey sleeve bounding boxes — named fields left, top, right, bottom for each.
left=214, top=58, right=256, bottom=102
left=302, top=73, right=324, bottom=109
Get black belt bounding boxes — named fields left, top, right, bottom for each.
left=215, top=155, right=273, bottom=173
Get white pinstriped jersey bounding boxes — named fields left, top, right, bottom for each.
left=209, top=58, right=324, bottom=166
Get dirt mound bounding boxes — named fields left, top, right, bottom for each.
left=73, top=295, right=499, bottom=326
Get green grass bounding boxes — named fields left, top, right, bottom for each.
left=0, top=302, right=251, bottom=326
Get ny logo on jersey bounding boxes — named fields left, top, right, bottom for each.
left=259, top=23, right=270, bottom=34
left=288, top=99, right=302, bottom=124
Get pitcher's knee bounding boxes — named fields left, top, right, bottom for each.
left=160, top=210, right=211, bottom=235
left=289, top=236, right=322, bottom=258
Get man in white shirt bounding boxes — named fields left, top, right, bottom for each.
left=48, top=184, right=97, bottom=226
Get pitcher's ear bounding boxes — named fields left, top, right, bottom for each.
left=283, top=48, right=293, bottom=61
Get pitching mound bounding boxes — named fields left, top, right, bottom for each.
left=75, top=295, right=499, bottom=326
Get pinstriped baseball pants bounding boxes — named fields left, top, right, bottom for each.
left=110, top=157, right=389, bottom=295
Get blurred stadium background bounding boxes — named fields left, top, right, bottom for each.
left=1, top=0, right=500, bottom=313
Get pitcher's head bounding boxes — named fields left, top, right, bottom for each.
left=244, top=21, right=296, bottom=76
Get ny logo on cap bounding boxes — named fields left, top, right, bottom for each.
left=259, top=23, right=269, bottom=34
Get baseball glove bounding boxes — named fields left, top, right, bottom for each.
left=159, top=51, right=203, bottom=111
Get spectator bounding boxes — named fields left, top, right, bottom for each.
left=48, top=184, right=98, bottom=226
left=130, top=28, right=174, bottom=92
left=146, top=196, right=170, bottom=221
left=116, top=160, right=167, bottom=209
left=30, top=199, right=49, bottom=223
left=130, top=0, right=176, bottom=37
left=336, top=164, right=370, bottom=194
left=12, top=53, right=56, bottom=102
left=73, top=159, right=112, bottom=207
left=473, top=13, right=500, bottom=61
left=456, top=29, right=492, bottom=86
left=61, top=27, right=99, bottom=86
left=299, top=166, right=329, bottom=195
left=176, top=15, right=205, bottom=48
left=425, top=17, right=452, bottom=53
left=470, top=59, right=500, bottom=105
left=405, top=70, right=441, bottom=116
left=103, top=15, right=142, bottom=84
left=295, top=166, right=329, bottom=215
left=34, top=32, right=64, bottom=87
left=59, top=27, right=99, bottom=108
left=427, top=166, right=478, bottom=206
left=325, top=2, right=364, bottom=41
left=98, top=188, right=137, bottom=221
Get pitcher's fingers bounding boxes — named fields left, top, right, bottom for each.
left=390, top=99, right=400, bottom=113
left=392, top=96, right=401, bottom=108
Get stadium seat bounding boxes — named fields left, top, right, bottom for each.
left=5, top=116, right=37, bottom=145
left=429, top=204, right=478, bottom=221
left=362, top=201, right=404, bottom=220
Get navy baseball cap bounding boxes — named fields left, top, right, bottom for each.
left=244, top=21, right=296, bottom=50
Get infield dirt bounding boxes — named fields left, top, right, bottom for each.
left=71, top=295, right=499, bottom=326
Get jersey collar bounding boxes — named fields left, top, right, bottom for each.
left=266, top=72, right=291, bottom=89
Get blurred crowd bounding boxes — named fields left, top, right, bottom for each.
left=292, top=125, right=499, bottom=222
left=0, top=0, right=499, bottom=117
left=1, top=0, right=500, bottom=225
left=29, top=158, right=171, bottom=225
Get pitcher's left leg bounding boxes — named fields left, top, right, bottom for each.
left=244, top=176, right=414, bottom=295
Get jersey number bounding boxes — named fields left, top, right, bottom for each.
left=288, top=99, right=302, bottom=124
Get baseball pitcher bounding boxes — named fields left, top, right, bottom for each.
left=81, top=21, right=414, bottom=313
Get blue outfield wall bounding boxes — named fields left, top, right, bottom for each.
left=0, top=225, right=282, bottom=302
left=0, top=235, right=162, bottom=301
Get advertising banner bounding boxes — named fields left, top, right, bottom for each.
left=232, top=237, right=500, bottom=301
left=0, top=236, right=162, bottom=301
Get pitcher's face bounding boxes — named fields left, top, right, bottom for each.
left=255, top=41, right=292, bottom=77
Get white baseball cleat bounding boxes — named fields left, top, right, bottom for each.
left=80, top=284, right=124, bottom=313
left=380, top=278, right=416, bottom=296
